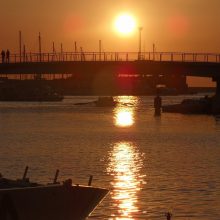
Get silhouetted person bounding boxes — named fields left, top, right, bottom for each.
left=154, top=94, right=162, bottom=116
left=6, top=49, right=10, bottom=63
left=1, top=50, right=5, bottom=63
left=165, top=212, right=172, bottom=220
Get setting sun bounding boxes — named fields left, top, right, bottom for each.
left=114, top=13, right=136, bottom=35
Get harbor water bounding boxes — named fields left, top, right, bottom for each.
left=0, top=95, right=220, bottom=220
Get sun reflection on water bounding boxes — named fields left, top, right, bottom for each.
left=115, top=111, right=133, bottom=127
left=107, top=142, right=145, bottom=219
left=114, top=96, right=138, bottom=128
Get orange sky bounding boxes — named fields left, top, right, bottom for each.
left=0, top=0, right=219, bottom=86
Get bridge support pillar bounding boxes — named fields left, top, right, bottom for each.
left=212, top=78, right=220, bottom=114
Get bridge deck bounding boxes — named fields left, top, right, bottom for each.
left=0, top=60, right=220, bottom=78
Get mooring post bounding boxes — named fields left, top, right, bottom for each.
left=154, top=93, right=162, bottom=116
left=22, top=166, right=29, bottom=180
left=165, top=212, right=172, bottom=220
left=53, top=169, right=59, bottom=184
left=88, top=175, right=93, bottom=186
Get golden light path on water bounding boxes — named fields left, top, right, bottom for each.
left=108, top=97, right=145, bottom=219
left=107, top=142, right=145, bottom=219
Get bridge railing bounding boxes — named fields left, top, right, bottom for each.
left=2, top=51, right=220, bottom=63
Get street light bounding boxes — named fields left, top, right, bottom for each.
left=138, top=27, right=143, bottom=60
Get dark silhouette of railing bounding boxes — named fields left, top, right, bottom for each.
left=2, top=52, right=220, bottom=64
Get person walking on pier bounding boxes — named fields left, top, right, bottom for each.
left=6, top=49, right=10, bottom=63
left=1, top=50, right=5, bottom=63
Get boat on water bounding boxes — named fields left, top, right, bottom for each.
left=0, top=168, right=109, bottom=220
left=94, top=97, right=117, bottom=107
left=74, top=96, right=117, bottom=107
left=162, top=96, right=212, bottom=114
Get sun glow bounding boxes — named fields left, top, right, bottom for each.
left=116, top=111, right=133, bottom=127
left=114, top=13, right=136, bottom=35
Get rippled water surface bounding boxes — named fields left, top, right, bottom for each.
left=0, top=95, right=220, bottom=220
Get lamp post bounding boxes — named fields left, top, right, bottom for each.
left=138, top=27, right=143, bottom=60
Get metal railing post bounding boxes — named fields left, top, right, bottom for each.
left=7, top=51, right=220, bottom=64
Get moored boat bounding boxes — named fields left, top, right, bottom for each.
left=0, top=169, right=109, bottom=220
left=94, top=96, right=117, bottom=107
left=162, top=96, right=212, bottom=114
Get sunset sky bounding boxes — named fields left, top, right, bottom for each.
left=1, top=0, right=219, bottom=86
